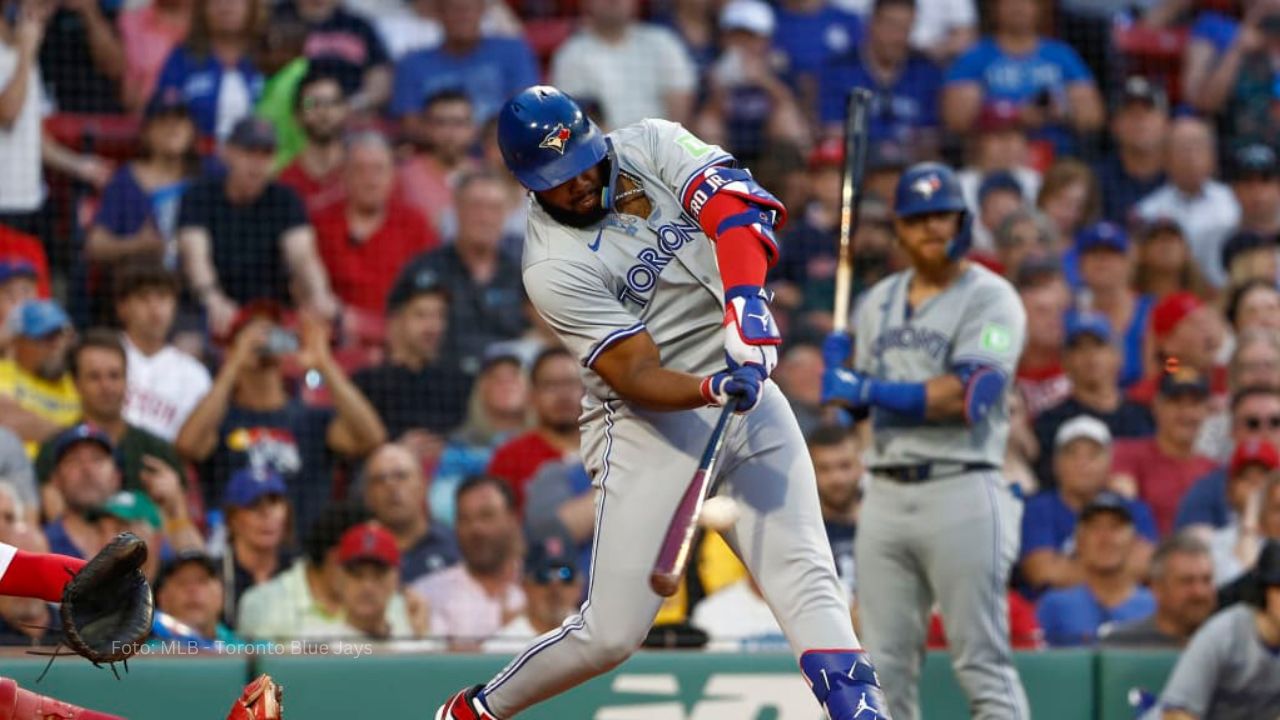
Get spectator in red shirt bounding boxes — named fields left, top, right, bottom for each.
left=1128, top=291, right=1227, bottom=407
left=278, top=64, right=349, bottom=213
left=486, top=347, right=583, bottom=513
left=312, top=132, right=438, bottom=315
left=1112, top=368, right=1217, bottom=536
left=1014, top=258, right=1071, bottom=418
left=397, top=88, right=481, bottom=238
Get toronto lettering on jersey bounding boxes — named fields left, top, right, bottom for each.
left=871, top=326, right=951, bottom=361
left=617, top=218, right=701, bottom=308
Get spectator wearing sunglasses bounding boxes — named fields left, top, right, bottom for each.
left=482, top=535, right=582, bottom=653
left=1178, top=386, right=1280, bottom=534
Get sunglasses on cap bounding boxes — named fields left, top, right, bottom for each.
left=1244, top=415, right=1280, bottom=431
left=530, top=565, right=577, bottom=585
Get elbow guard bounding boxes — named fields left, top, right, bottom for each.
left=955, top=363, right=1007, bottom=425
left=682, top=165, right=787, bottom=266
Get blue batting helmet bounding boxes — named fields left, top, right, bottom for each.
left=497, top=86, right=609, bottom=192
left=894, top=162, right=972, bottom=259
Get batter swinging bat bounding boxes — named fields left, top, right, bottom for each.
left=831, top=88, right=874, bottom=334
left=649, top=403, right=736, bottom=596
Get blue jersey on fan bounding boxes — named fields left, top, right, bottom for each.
left=945, top=37, right=1093, bottom=153
left=818, top=50, right=943, bottom=142
left=773, top=5, right=863, bottom=85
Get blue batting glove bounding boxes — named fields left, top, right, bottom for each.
left=723, top=285, right=781, bottom=376
left=822, top=331, right=853, bottom=370
left=701, top=365, right=767, bottom=413
left=822, top=366, right=874, bottom=408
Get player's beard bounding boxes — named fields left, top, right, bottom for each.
left=535, top=158, right=611, bottom=229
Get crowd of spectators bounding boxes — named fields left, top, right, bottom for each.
left=2, top=0, right=1280, bottom=698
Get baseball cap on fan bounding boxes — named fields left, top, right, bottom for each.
left=1080, top=491, right=1135, bottom=525
left=337, top=522, right=400, bottom=569
left=227, top=116, right=278, bottom=152
left=1117, top=75, right=1168, bottom=114
left=1230, top=438, right=1280, bottom=476
left=8, top=299, right=70, bottom=339
left=719, top=0, right=774, bottom=36
left=1054, top=415, right=1112, bottom=449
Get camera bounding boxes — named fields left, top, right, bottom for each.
left=260, top=326, right=299, bottom=358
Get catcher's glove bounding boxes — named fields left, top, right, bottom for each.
left=60, top=532, right=154, bottom=667
left=227, top=674, right=283, bottom=720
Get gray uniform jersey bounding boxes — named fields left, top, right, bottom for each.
left=523, top=118, right=729, bottom=424
left=485, top=121, right=861, bottom=718
left=1158, top=605, right=1280, bottom=719
left=852, top=264, right=1026, bottom=468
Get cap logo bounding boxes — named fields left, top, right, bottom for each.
left=912, top=174, right=941, bottom=199
left=540, top=124, right=572, bottom=155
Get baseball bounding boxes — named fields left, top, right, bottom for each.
left=699, top=496, right=740, bottom=531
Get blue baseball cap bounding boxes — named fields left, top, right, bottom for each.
left=223, top=467, right=287, bottom=508
left=50, top=423, right=114, bottom=467
left=1081, top=491, right=1134, bottom=525
left=8, top=299, right=69, bottom=339
left=977, top=171, right=1023, bottom=205
left=0, top=259, right=36, bottom=284
left=1076, top=222, right=1129, bottom=254
left=524, top=533, right=579, bottom=584
left=1065, top=312, right=1112, bottom=346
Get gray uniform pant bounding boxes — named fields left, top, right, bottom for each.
left=855, top=469, right=1030, bottom=720
left=481, top=384, right=858, bottom=717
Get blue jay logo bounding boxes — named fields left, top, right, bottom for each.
left=539, top=124, right=572, bottom=154
left=912, top=174, right=942, bottom=199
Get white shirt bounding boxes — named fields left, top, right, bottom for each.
left=122, top=335, right=213, bottom=442
left=214, top=69, right=251, bottom=142
left=690, top=580, right=786, bottom=646
left=0, top=42, right=48, bottom=212
left=1135, top=181, right=1242, bottom=288
left=550, top=24, right=696, bottom=130
left=409, top=564, right=526, bottom=643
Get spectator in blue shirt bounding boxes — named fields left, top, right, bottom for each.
left=152, top=0, right=265, bottom=141
left=391, top=0, right=537, bottom=124
left=773, top=0, right=863, bottom=113
left=84, top=92, right=201, bottom=322
left=1181, top=2, right=1243, bottom=114
left=819, top=0, right=941, bottom=157
left=1179, top=385, right=1280, bottom=531
left=1094, top=76, right=1169, bottom=225
left=942, top=0, right=1103, bottom=153
left=1021, top=417, right=1158, bottom=597
left=1075, top=222, right=1154, bottom=389
left=1036, top=492, right=1157, bottom=646
left=273, top=0, right=390, bottom=113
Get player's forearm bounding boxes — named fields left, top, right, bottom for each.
left=922, top=374, right=966, bottom=421
left=607, top=364, right=707, bottom=411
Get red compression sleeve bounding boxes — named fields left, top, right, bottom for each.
left=0, top=549, right=87, bottom=602
left=698, top=194, right=770, bottom=290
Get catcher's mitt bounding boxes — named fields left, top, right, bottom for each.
left=227, top=674, right=283, bottom=720
left=60, top=532, right=154, bottom=667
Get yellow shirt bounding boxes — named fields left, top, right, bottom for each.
left=654, top=531, right=748, bottom=625
left=0, top=360, right=80, bottom=456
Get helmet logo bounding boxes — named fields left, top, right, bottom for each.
left=540, top=124, right=573, bottom=154
left=912, top=174, right=942, bottom=199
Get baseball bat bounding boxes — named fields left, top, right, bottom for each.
left=831, top=88, right=874, bottom=334
left=649, top=403, right=736, bottom=597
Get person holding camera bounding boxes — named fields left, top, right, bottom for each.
left=174, top=302, right=386, bottom=535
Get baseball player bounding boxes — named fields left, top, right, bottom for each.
left=822, top=163, right=1030, bottom=720
left=436, top=86, right=888, bottom=719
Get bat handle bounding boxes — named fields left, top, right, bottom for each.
left=832, top=261, right=853, bottom=334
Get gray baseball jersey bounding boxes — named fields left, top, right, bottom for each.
left=852, top=264, right=1027, bottom=468
left=852, top=263, right=1031, bottom=720
left=1157, top=605, right=1280, bottom=719
left=522, top=118, right=728, bottom=419
left=479, top=120, right=861, bottom=719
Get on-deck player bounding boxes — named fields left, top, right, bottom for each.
left=436, top=86, right=889, bottom=719
left=822, top=162, right=1030, bottom=720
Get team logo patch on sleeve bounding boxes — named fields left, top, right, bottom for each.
left=540, top=124, right=572, bottom=154
left=980, top=323, right=1014, bottom=354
